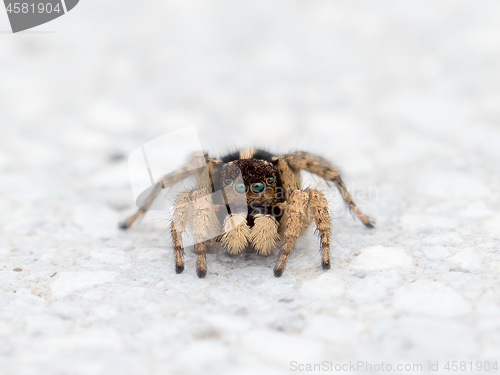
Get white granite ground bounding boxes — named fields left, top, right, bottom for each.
left=1, top=0, right=500, bottom=374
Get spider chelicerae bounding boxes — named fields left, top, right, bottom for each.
left=120, top=149, right=374, bottom=278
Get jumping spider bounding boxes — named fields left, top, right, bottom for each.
left=120, top=149, right=374, bottom=278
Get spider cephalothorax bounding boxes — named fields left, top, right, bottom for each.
left=221, top=159, right=280, bottom=207
left=120, top=149, right=374, bottom=278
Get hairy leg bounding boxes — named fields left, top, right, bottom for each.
left=119, top=152, right=220, bottom=229
left=250, top=214, right=280, bottom=256
left=221, top=213, right=251, bottom=255
left=284, top=151, right=374, bottom=228
left=191, top=188, right=221, bottom=278
left=305, top=188, right=331, bottom=270
left=271, top=155, right=301, bottom=199
left=274, top=189, right=310, bottom=277
left=170, top=190, right=193, bottom=274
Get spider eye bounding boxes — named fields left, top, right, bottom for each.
left=234, top=183, right=247, bottom=194
left=266, top=177, right=275, bottom=184
left=224, top=179, right=232, bottom=185
left=251, top=182, right=265, bottom=193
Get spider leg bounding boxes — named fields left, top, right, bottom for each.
left=191, top=188, right=221, bottom=278
left=170, top=189, right=193, bottom=274
left=119, top=152, right=220, bottom=229
left=284, top=151, right=374, bottom=228
left=221, top=213, right=251, bottom=255
left=118, top=182, right=162, bottom=229
left=305, top=188, right=331, bottom=270
left=274, top=188, right=332, bottom=276
left=250, top=214, right=280, bottom=256
left=271, top=155, right=301, bottom=197
left=274, top=189, right=310, bottom=277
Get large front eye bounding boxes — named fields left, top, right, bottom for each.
left=251, top=182, right=264, bottom=193
left=234, top=183, right=247, bottom=194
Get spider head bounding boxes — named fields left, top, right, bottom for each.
left=221, top=159, right=278, bottom=205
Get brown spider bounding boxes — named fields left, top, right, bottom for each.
left=120, top=149, right=374, bottom=278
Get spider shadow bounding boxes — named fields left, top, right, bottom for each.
left=202, top=243, right=277, bottom=270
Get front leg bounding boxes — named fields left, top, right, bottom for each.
left=274, top=189, right=310, bottom=277
left=171, top=190, right=193, bottom=274
left=250, top=214, right=280, bottom=256
left=191, top=189, right=221, bottom=278
left=221, top=213, right=251, bottom=255
left=305, top=188, right=331, bottom=270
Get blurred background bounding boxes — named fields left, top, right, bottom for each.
left=0, top=0, right=499, bottom=374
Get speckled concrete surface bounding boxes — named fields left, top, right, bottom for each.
left=1, top=1, right=500, bottom=374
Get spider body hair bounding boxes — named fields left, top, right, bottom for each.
left=120, top=148, right=374, bottom=277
